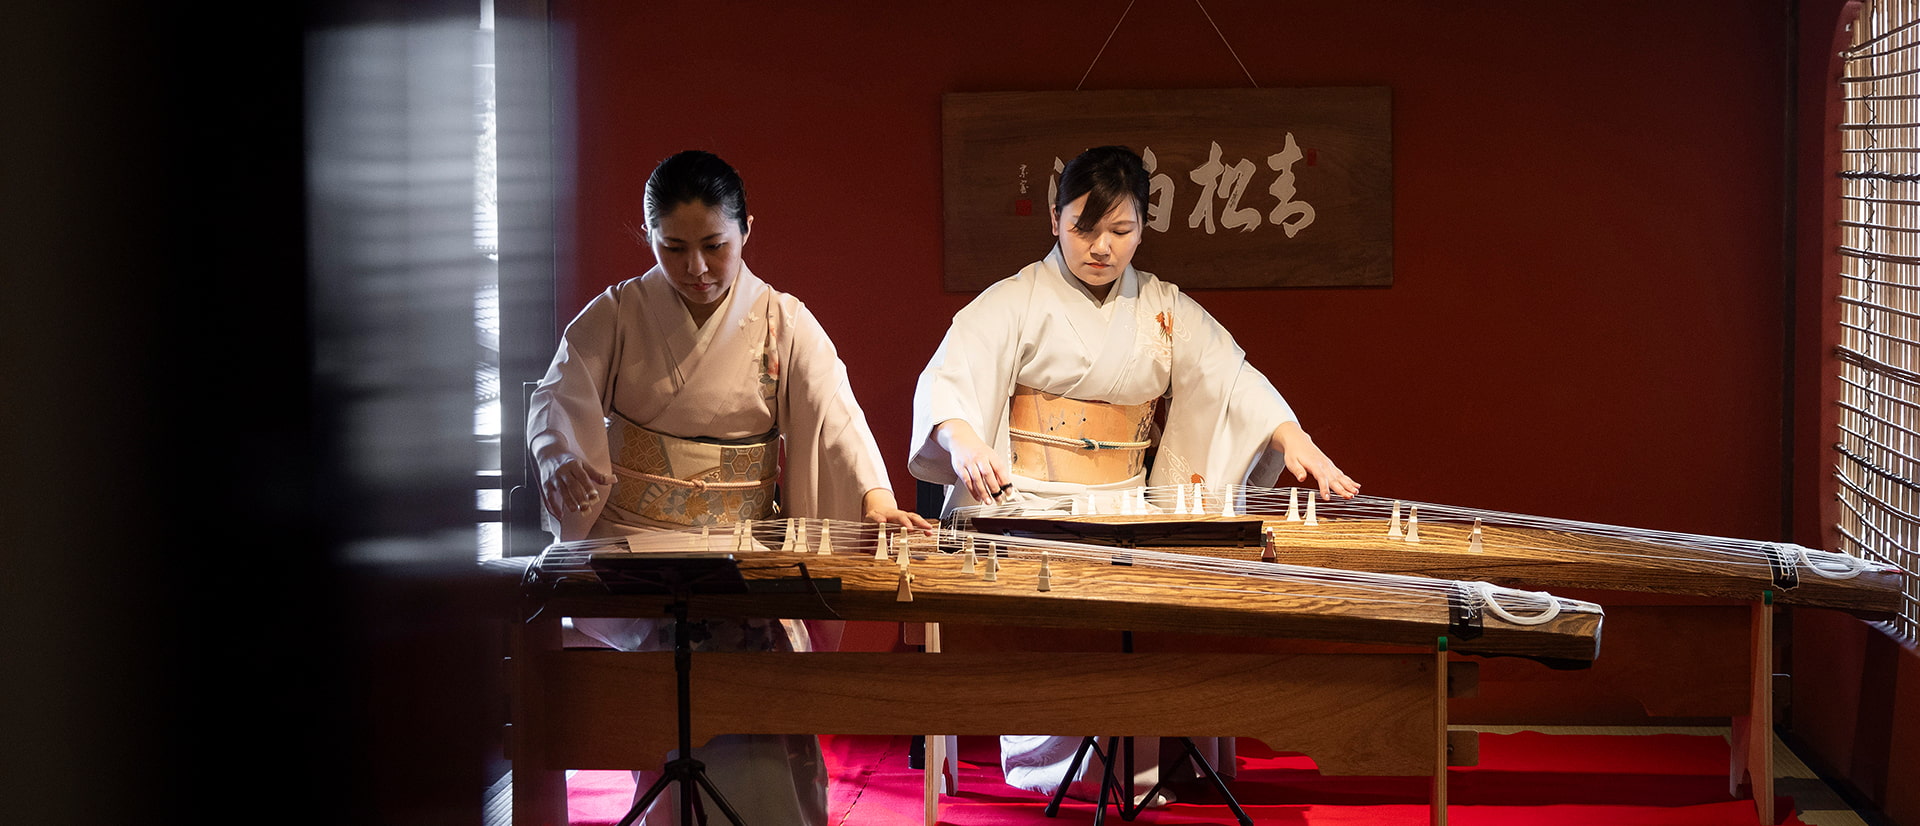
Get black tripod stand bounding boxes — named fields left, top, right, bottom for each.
left=1041, top=734, right=1252, bottom=825
left=597, top=555, right=752, bottom=826
left=1040, top=632, right=1253, bottom=826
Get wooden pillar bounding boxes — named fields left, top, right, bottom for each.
left=509, top=609, right=569, bottom=826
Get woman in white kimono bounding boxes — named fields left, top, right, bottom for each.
left=909, top=145, right=1359, bottom=803
left=530, top=150, right=929, bottom=825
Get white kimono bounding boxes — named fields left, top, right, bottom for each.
left=909, top=248, right=1298, bottom=801
left=912, top=247, right=1296, bottom=508
left=528, top=265, right=890, bottom=825
left=530, top=264, right=888, bottom=538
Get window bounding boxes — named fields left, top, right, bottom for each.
left=475, top=1, right=503, bottom=560
left=1836, top=0, right=1920, bottom=643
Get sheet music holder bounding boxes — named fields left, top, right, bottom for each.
left=589, top=552, right=749, bottom=596
left=587, top=552, right=752, bottom=826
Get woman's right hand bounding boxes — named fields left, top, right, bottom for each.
left=934, top=419, right=1013, bottom=504
left=541, top=455, right=615, bottom=519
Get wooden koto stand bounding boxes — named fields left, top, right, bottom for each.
left=508, top=610, right=1478, bottom=826
left=1731, top=595, right=1778, bottom=825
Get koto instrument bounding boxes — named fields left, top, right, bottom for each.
left=957, top=483, right=1905, bottom=617
left=953, top=482, right=1905, bottom=825
left=524, top=517, right=1603, bottom=665
left=510, top=517, right=1601, bottom=826
left=526, top=518, right=1605, bottom=668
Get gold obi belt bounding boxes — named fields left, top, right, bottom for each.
left=1006, top=384, right=1155, bottom=485
left=604, top=414, right=779, bottom=528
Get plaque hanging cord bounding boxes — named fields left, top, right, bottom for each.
left=1076, top=0, right=1261, bottom=91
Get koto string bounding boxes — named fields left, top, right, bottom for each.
left=953, top=483, right=1895, bottom=580
left=1467, top=582, right=1561, bottom=625
left=530, top=517, right=1600, bottom=621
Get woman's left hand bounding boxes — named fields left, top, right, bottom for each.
left=1270, top=421, right=1361, bottom=500
left=862, top=488, right=935, bottom=530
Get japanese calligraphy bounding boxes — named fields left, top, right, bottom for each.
left=1188, top=141, right=1263, bottom=234
left=1046, top=156, right=1064, bottom=214
left=1266, top=133, right=1315, bottom=237
left=1039, top=137, right=1316, bottom=238
left=1142, top=146, right=1176, bottom=232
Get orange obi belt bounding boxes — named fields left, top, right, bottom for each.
left=1006, top=384, right=1155, bottom=485
left=604, top=413, right=779, bottom=528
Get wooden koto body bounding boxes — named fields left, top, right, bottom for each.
left=968, top=510, right=1903, bottom=617
left=531, top=539, right=1602, bottom=666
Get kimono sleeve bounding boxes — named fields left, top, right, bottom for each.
left=775, top=300, right=892, bottom=522
left=908, top=279, right=1028, bottom=485
left=1155, top=289, right=1297, bottom=488
left=526, top=288, right=621, bottom=538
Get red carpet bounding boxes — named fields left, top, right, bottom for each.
left=566, top=732, right=1807, bottom=825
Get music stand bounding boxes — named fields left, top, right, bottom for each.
left=590, top=552, right=752, bottom=826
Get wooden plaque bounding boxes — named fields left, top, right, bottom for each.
left=941, top=88, right=1392, bottom=291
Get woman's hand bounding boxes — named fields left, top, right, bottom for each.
left=934, top=419, right=1013, bottom=504
left=862, top=488, right=934, bottom=530
left=1270, top=421, right=1360, bottom=500
left=540, top=455, right=615, bottom=519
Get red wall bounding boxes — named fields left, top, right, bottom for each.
left=551, top=0, right=1790, bottom=537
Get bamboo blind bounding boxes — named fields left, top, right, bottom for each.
left=1839, top=0, right=1920, bottom=644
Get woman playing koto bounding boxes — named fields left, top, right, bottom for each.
left=529, top=150, right=929, bottom=825
left=909, top=145, right=1360, bottom=803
